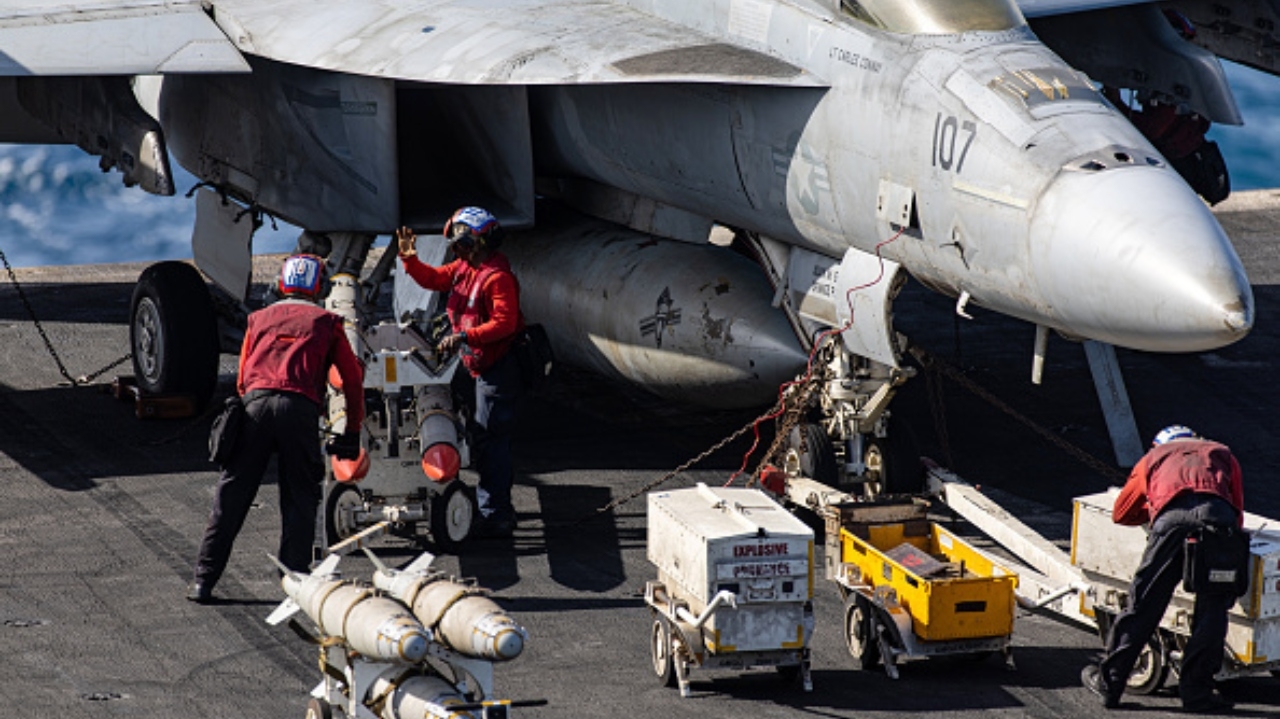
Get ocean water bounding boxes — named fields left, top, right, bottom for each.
left=1, top=62, right=1277, bottom=270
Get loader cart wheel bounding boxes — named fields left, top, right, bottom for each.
left=651, top=613, right=677, bottom=688
left=844, top=594, right=881, bottom=670
left=430, top=480, right=477, bottom=552
left=1126, top=634, right=1170, bottom=695
left=324, top=483, right=363, bottom=547
left=305, top=697, right=333, bottom=719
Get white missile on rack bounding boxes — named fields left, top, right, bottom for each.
left=365, top=549, right=528, bottom=662
left=266, top=554, right=429, bottom=665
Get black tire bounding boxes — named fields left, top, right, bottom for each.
left=324, top=483, right=363, bottom=547
left=430, top=481, right=477, bottom=552
left=1126, top=634, right=1169, bottom=695
left=305, top=698, right=333, bottom=719
left=651, top=613, right=677, bottom=688
left=130, top=262, right=219, bottom=410
left=869, top=413, right=925, bottom=496
left=787, top=422, right=838, bottom=486
left=844, top=594, right=881, bottom=671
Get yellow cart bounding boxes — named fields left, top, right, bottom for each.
left=831, top=501, right=1018, bottom=677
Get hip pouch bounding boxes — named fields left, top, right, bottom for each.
left=1183, top=524, right=1251, bottom=598
left=208, top=395, right=245, bottom=466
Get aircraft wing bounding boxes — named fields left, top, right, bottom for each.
left=207, top=0, right=823, bottom=87
left=1018, top=0, right=1280, bottom=80
left=0, top=0, right=249, bottom=75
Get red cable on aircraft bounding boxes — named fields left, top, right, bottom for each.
left=725, top=227, right=906, bottom=486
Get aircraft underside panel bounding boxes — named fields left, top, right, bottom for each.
left=396, top=84, right=535, bottom=232
left=207, top=0, right=822, bottom=87
left=1029, top=3, right=1243, bottom=124
left=531, top=83, right=838, bottom=247
left=159, top=57, right=399, bottom=232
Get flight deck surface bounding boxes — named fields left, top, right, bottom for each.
left=3, top=190, right=1280, bottom=718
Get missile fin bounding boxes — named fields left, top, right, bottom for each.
left=403, top=551, right=437, bottom=576
left=265, top=597, right=301, bottom=626
left=312, top=553, right=342, bottom=577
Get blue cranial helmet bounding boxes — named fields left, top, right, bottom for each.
left=1153, top=425, right=1197, bottom=446
left=444, top=206, right=500, bottom=249
left=278, top=254, right=325, bottom=299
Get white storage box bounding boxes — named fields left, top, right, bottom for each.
left=648, top=485, right=814, bottom=654
left=1073, top=490, right=1280, bottom=621
left=1073, top=490, right=1280, bottom=666
left=648, top=485, right=814, bottom=609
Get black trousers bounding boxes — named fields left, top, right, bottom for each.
left=1100, top=493, right=1239, bottom=704
left=194, top=392, right=324, bottom=588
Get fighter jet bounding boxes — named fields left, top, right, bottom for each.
left=1, top=0, right=1275, bottom=493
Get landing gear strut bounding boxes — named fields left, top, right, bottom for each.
left=781, top=338, right=922, bottom=497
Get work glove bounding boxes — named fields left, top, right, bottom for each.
left=326, top=432, right=362, bottom=461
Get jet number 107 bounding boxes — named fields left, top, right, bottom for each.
left=932, top=113, right=976, bottom=174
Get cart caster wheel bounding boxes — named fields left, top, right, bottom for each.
left=305, top=698, right=333, bottom=719
left=651, top=613, right=677, bottom=688
left=844, top=595, right=881, bottom=671
left=1126, top=634, right=1169, bottom=695
left=324, top=483, right=363, bottom=547
left=430, top=481, right=477, bottom=552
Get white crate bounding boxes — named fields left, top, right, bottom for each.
left=648, top=485, right=814, bottom=654
left=648, top=485, right=813, bottom=608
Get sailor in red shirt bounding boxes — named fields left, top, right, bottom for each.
left=189, top=254, right=365, bottom=603
left=395, top=207, right=525, bottom=539
left=1081, top=425, right=1245, bottom=712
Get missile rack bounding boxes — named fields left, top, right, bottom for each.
left=269, top=547, right=542, bottom=719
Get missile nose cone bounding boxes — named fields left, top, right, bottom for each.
left=421, top=443, right=460, bottom=482
left=492, top=625, right=526, bottom=660
left=400, top=630, right=429, bottom=663
left=1029, top=167, right=1253, bottom=351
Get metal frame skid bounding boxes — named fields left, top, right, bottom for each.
left=311, top=640, right=510, bottom=719
left=269, top=550, right=533, bottom=719
left=644, top=581, right=814, bottom=698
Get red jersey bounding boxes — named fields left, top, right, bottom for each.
left=1113, top=439, right=1244, bottom=527
left=400, top=252, right=524, bottom=375
left=237, top=299, right=365, bottom=426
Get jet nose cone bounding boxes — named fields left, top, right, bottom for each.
left=1029, top=167, right=1253, bottom=351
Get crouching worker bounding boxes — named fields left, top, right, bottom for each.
left=394, top=207, right=525, bottom=539
left=1081, top=425, right=1247, bottom=713
left=188, top=254, right=364, bottom=603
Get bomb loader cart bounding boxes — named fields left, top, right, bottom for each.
left=786, top=480, right=1019, bottom=677
left=645, top=484, right=817, bottom=697
left=323, top=302, right=477, bottom=554
left=924, top=461, right=1280, bottom=695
